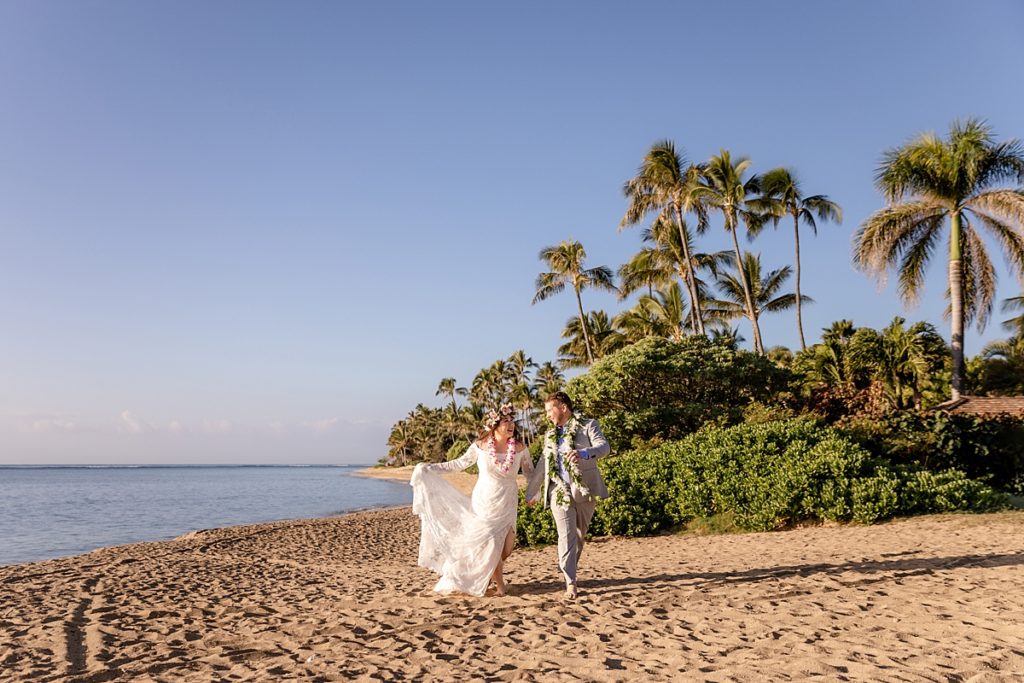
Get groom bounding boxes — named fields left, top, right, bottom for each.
left=526, top=391, right=610, bottom=599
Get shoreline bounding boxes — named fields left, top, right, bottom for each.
left=2, top=510, right=1023, bottom=680
left=1, top=466, right=453, bottom=571
left=1, top=466, right=414, bottom=570
left=354, top=464, right=524, bottom=496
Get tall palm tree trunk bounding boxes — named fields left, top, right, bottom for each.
left=792, top=211, right=807, bottom=351
left=674, top=206, right=705, bottom=335
left=949, top=212, right=965, bottom=399
left=687, top=295, right=699, bottom=334
left=574, top=287, right=595, bottom=364
left=727, top=214, right=765, bottom=353
left=679, top=265, right=700, bottom=334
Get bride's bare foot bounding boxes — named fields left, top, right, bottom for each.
left=491, top=561, right=507, bottom=596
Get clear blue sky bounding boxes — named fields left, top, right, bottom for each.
left=2, top=1, right=1022, bottom=464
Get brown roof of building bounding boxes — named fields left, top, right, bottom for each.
left=931, top=395, right=1024, bottom=415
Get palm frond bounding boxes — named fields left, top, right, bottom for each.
left=970, top=208, right=1024, bottom=279
left=974, top=138, right=1024, bottom=191
left=894, top=213, right=944, bottom=305
left=762, top=293, right=812, bottom=313
left=583, top=265, right=618, bottom=293
left=760, top=264, right=794, bottom=300
left=853, top=201, right=947, bottom=276
left=532, top=272, right=565, bottom=304
left=968, top=189, right=1024, bottom=243
left=804, top=194, right=843, bottom=231
left=958, top=224, right=997, bottom=329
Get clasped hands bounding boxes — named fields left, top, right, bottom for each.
left=524, top=449, right=582, bottom=508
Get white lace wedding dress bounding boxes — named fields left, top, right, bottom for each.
left=410, top=442, right=532, bottom=596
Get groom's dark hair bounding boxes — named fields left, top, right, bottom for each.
left=545, top=391, right=574, bottom=412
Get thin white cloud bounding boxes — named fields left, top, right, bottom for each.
left=202, top=419, right=232, bottom=434
left=302, top=417, right=340, bottom=434
left=119, top=411, right=153, bottom=434
left=18, top=416, right=79, bottom=434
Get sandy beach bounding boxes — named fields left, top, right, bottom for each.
left=2, top=469, right=1023, bottom=682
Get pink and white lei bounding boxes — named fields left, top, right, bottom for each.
left=487, top=435, right=517, bottom=474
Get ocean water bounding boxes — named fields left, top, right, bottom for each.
left=0, top=465, right=413, bottom=566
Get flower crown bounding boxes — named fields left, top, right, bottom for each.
left=483, top=403, right=516, bottom=431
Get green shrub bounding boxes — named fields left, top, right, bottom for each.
left=592, top=446, right=681, bottom=536
left=667, top=418, right=872, bottom=530
left=515, top=417, right=1009, bottom=546
left=850, top=467, right=900, bottom=523
left=838, top=411, right=1024, bottom=494
left=894, top=466, right=1008, bottom=515
left=567, top=336, right=794, bottom=450
left=515, top=490, right=558, bottom=546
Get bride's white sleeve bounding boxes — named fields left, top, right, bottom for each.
left=425, top=444, right=478, bottom=473
left=518, top=446, right=534, bottom=478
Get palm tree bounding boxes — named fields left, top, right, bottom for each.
left=847, top=317, right=949, bottom=409
left=504, top=350, right=538, bottom=439
left=708, top=324, right=745, bottom=350
left=434, top=377, right=461, bottom=443
left=639, top=282, right=688, bottom=341
left=469, top=366, right=500, bottom=409
left=816, top=319, right=860, bottom=386
left=506, top=350, right=537, bottom=387
left=435, top=377, right=458, bottom=412
left=612, top=300, right=665, bottom=342
left=558, top=311, right=624, bottom=368
left=854, top=118, right=1024, bottom=399
left=457, top=404, right=483, bottom=440
left=980, top=334, right=1024, bottom=395
left=621, top=140, right=708, bottom=334
left=706, top=252, right=811, bottom=349
left=640, top=216, right=733, bottom=334
left=617, top=247, right=674, bottom=301
left=532, top=361, right=565, bottom=398
left=533, top=240, right=618, bottom=364
left=756, top=168, right=843, bottom=350
left=766, top=346, right=794, bottom=367
left=385, top=420, right=413, bottom=466
left=696, top=150, right=770, bottom=352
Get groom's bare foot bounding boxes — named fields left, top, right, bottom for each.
left=564, top=583, right=578, bottom=600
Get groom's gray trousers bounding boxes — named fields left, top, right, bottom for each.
left=548, top=486, right=597, bottom=584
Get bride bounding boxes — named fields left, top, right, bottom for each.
left=411, top=404, right=534, bottom=596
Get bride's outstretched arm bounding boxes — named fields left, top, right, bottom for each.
left=425, top=444, right=478, bottom=473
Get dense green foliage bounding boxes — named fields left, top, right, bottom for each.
left=567, top=336, right=793, bottom=449
left=838, top=411, right=1024, bottom=495
left=515, top=418, right=1008, bottom=544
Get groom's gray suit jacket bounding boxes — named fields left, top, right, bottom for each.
left=526, top=417, right=610, bottom=508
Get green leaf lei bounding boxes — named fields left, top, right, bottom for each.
left=544, top=415, right=592, bottom=509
